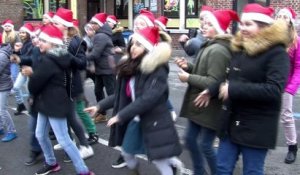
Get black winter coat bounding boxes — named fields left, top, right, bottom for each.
left=28, top=48, right=73, bottom=118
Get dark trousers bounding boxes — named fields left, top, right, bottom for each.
left=94, top=74, right=115, bottom=114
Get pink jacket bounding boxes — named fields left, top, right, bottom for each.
left=286, top=37, right=300, bottom=95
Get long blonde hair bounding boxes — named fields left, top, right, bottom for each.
left=2, top=29, right=17, bottom=46
left=288, top=23, right=298, bottom=49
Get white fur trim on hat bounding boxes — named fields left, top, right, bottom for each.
left=91, top=17, right=104, bottom=27
left=1, top=23, right=14, bottom=29
left=278, top=9, right=295, bottom=24
left=136, top=15, right=154, bottom=27
left=204, top=13, right=224, bottom=34
left=155, top=20, right=166, bottom=31
left=131, top=33, right=154, bottom=51
left=241, top=12, right=274, bottom=24
left=200, top=11, right=213, bottom=18
left=52, top=15, right=73, bottom=27
left=107, top=17, right=117, bottom=25
left=19, top=27, right=33, bottom=36
left=39, top=32, right=63, bottom=45
left=43, top=14, right=53, bottom=22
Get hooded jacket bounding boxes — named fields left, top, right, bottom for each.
left=97, top=41, right=182, bottom=160
left=87, top=23, right=115, bottom=75
left=0, top=44, right=13, bottom=91
left=224, top=20, right=290, bottom=149
left=28, top=47, right=73, bottom=118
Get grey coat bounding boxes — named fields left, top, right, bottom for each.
left=0, top=44, right=13, bottom=92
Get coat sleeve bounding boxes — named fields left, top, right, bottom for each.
left=117, top=67, right=169, bottom=124
left=28, top=59, right=55, bottom=96
left=86, top=34, right=107, bottom=61
left=69, top=38, right=87, bottom=70
left=229, top=49, right=290, bottom=101
left=285, top=38, right=300, bottom=95
left=187, top=46, right=231, bottom=89
left=0, top=53, right=9, bottom=74
left=97, top=94, right=115, bottom=112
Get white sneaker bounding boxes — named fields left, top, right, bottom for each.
left=53, top=143, right=63, bottom=150
left=170, top=157, right=184, bottom=175
left=171, top=111, right=177, bottom=122
left=79, top=145, right=94, bottom=159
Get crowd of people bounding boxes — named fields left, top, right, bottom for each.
left=0, top=2, right=299, bottom=175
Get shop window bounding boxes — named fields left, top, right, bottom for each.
left=164, top=0, right=180, bottom=18
left=49, top=0, right=68, bottom=12
left=23, top=0, right=44, bottom=20
left=186, top=0, right=198, bottom=17
left=115, top=0, right=128, bottom=19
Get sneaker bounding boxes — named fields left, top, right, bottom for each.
left=87, top=133, right=99, bottom=145
left=1, top=132, right=17, bottom=142
left=63, top=154, right=72, bottom=163
left=0, top=129, right=4, bottom=135
left=170, top=111, right=177, bottom=122
left=171, top=157, right=184, bottom=175
left=25, top=151, right=42, bottom=166
left=111, top=155, right=127, bottom=168
left=79, top=145, right=94, bottom=159
left=213, top=137, right=220, bottom=148
left=35, top=163, right=61, bottom=175
left=93, top=113, right=108, bottom=123
left=53, top=143, right=63, bottom=151
left=14, top=103, right=27, bottom=116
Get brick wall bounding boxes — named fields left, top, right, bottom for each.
left=206, top=0, right=233, bottom=9
left=0, top=0, right=23, bottom=29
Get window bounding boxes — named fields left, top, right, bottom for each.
left=23, top=0, right=44, bottom=20
left=186, top=0, right=198, bottom=17
left=164, top=0, right=180, bottom=18
left=254, top=0, right=270, bottom=6
left=115, top=0, right=128, bottom=19
left=49, top=0, right=68, bottom=12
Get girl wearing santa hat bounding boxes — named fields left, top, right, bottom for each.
left=176, top=9, right=239, bottom=175
left=276, top=7, right=300, bottom=164
left=52, top=7, right=97, bottom=158
left=85, top=26, right=182, bottom=175
left=194, top=3, right=290, bottom=174
left=27, top=24, right=94, bottom=175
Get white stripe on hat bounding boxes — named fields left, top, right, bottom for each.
left=39, top=32, right=63, bottom=45
left=136, top=15, right=154, bottom=27
left=107, top=17, right=117, bottom=25
left=1, top=23, right=14, bottom=29
left=155, top=20, right=166, bottom=31
left=241, top=12, right=274, bottom=24
left=19, top=27, right=33, bottom=36
left=52, top=15, right=73, bottom=27
left=204, top=13, right=225, bottom=34
left=91, top=17, right=104, bottom=27
left=277, top=9, right=295, bottom=24
left=131, top=33, right=154, bottom=51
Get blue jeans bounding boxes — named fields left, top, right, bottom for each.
left=185, top=120, right=216, bottom=175
left=10, top=63, right=19, bottom=82
left=13, top=72, right=28, bottom=104
left=217, top=137, right=268, bottom=175
left=0, top=91, right=16, bottom=133
left=36, top=113, right=89, bottom=174
left=29, top=113, right=41, bottom=152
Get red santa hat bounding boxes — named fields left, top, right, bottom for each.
left=72, top=19, right=79, bottom=27
left=135, top=9, right=155, bottom=27
left=1, top=19, right=14, bottom=28
left=91, top=13, right=107, bottom=27
left=277, top=7, right=296, bottom=24
left=155, top=16, right=168, bottom=31
left=205, top=10, right=239, bottom=34
left=52, top=8, right=73, bottom=27
left=131, top=26, right=159, bottom=51
left=43, top=11, right=55, bottom=22
left=19, top=23, right=35, bottom=36
left=106, top=15, right=118, bottom=25
left=241, top=3, right=274, bottom=24
left=39, top=25, right=63, bottom=45
left=199, top=5, right=214, bottom=18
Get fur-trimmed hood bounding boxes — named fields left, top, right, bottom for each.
left=159, top=31, right=172, bottom=44
left=231, top=20, right=290, bottom=56
left=47, top=47, right=71, bottom=70
left=140, top=42, right=172, bottom=74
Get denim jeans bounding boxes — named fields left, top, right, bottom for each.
left=217, top=137, right=268, bottom=175
left=36, top=113, right=89, bottom=174
left=0, top=91, right=16, bottom=133
left=29, top=113, right=41, bottom=152
left=185, top=120, right=216, bottom=175
left=13, top=72, right=28, bottom=104
left=10, top=63, right=19, bottom=82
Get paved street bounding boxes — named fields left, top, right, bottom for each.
left=1, top=51, right=300, bottom=175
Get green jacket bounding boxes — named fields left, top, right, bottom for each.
left=180, top=35, right=232, bottom=130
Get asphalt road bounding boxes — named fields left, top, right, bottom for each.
left=1, top=55, right=300, bottom=175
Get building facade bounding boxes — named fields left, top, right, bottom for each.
left=0, top=0, right=299, bottom=48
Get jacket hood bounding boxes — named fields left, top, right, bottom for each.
left=112, top=26, right=124, bottom=33
left=140, top=42, right=172, bottom=74
left=47, top=47, right=71, bottom=69
left=0, top=44, right=12, bottom=56
left=231, top=20, right=290, bottom=56
left=159, top=31, right=172, bottom=44
left=97, top=23, right=112, bottom=37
